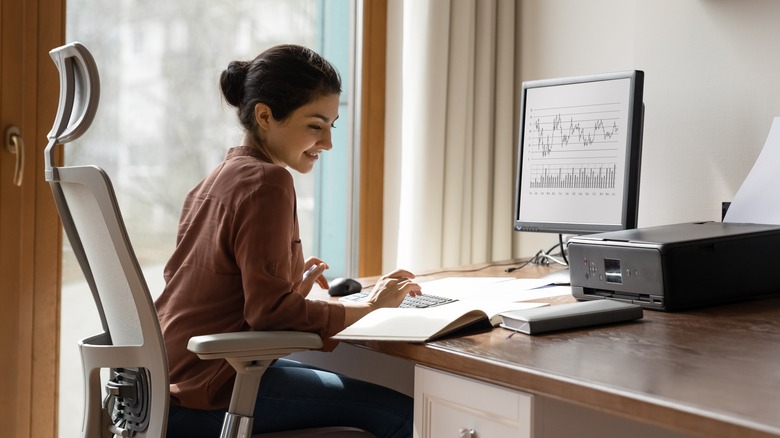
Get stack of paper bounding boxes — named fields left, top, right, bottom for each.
left=724, top=117, right=780, bottom=225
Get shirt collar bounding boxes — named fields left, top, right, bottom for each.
left=226, top=146, right=272, bottom=164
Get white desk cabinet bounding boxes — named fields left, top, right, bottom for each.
left=414, top=365, right=536, bottom=438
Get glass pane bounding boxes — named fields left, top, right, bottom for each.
left=60, top=1, right=354, bottom=436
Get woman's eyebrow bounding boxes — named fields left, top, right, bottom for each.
left=309, top=113, right=339, bottom=123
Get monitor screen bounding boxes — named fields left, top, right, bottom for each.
left=514, top=70, right=644, bottom=235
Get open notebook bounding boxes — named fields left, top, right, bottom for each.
left=332, top=276, right=560, bottom=342
left=333, top=300, right=547, bottom=342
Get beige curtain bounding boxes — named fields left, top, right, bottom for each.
left=383, top=0, right=517, bottom=272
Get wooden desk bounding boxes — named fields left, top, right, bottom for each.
left=337, top=262, right=780, bottom=438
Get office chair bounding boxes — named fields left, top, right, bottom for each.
left=46, top=42, right=372, bottom=438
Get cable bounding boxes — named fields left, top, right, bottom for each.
left=361, top=260, right=522, bottom=289
left=559, top=233, right=569, bottom=265
left=537, top=251, right=567, bottom=266
left=504, top=255, right=538, bottom=273
left=362, top=236, right=572, bottom=285
left=505, top=236, right=570, bottom=273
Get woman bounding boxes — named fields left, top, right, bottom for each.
left=156, top=44, right=419, bottom=437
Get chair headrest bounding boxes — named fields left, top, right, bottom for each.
left=45, top=42, right=101, bottom=179
left=48, top=42, right=100, bottom=144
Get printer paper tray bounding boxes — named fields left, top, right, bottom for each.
left=576, top=288, right=665, bottom=310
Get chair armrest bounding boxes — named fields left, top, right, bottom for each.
left=188, top=331, right=324, bottom=361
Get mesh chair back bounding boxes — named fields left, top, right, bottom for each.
left=46, top=42, right=168, bottom=438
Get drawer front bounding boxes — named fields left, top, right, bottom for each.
left=414, top=366, right=534, bottom=438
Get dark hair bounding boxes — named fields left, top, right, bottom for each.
left=220, top=44, right=342, bottom=143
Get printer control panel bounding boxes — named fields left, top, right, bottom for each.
left=569, top=242, right=665, bottom=308
left=584, top=256, right=641, bottom=285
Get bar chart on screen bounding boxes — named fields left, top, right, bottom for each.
left=529, top=162, right=617, bottom=190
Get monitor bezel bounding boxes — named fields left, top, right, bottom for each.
left=513, top=70, right=644, bottom=235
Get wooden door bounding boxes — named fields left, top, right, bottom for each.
left=0, top=0, right=64, bottom=436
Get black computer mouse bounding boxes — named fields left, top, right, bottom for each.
left=328, top=277, right=363, bottom=297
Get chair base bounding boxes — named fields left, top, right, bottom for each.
left=221, top=412, right=254, bottom=438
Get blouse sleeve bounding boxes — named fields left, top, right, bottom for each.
left=231, top=167, right=345, bottom=342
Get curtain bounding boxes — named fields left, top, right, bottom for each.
left=383, top=0, right=517, bottom=272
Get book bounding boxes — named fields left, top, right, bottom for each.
left=499, top=299, right=643, bottom=335
left=332, top=300, right=548, bottom=343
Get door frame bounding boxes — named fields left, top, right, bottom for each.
left=0, top=0, right=64, bottom=436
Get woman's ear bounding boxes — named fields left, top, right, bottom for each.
left=254, top=103, right=273, bottom=131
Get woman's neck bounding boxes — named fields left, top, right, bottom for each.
left=241, top=132, right=279, bottom=165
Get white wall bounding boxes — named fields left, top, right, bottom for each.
left=515, top=0, right=780, bottom=255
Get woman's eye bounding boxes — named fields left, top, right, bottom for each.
left=309, top=125, right=322, bottom=130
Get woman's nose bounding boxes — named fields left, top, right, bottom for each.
left=320, top=128, right=333, bottom=150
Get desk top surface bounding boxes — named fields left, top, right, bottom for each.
left=339, top=262, right=780, bottom=438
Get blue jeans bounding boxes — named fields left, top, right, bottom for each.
left=166, top=359, right=413, bottom=438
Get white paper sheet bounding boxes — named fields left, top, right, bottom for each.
left=465, top=279, right=573, bottom=302
left=414, top=277, right=513, bottom=300
left=416, top=276, right=572, bottom=303
left=724, top=117, right=780, bottom=224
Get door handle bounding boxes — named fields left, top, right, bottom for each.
left=5, top=127, right=25, bottom=187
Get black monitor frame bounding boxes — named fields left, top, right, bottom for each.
left=513, top=70, right=644, bottom=236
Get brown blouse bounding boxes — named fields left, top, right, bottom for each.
left=155, top=146, right=345, bottom=410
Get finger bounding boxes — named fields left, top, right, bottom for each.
left=402, top=281, right=423, bottom=296
left=383, top=268, right=416, bottom=280
left=308, top=263, right=329, bottom=288
left=303, top=263, right=326, bottom=281
left=305, top=257, right=329, bottom=270
left=315, top=273, right=329, bottom=290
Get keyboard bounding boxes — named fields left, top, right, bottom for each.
left=340, top=291, right=458, bottom=308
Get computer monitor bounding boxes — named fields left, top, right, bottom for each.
left=514, top=70, right=644, bottom=237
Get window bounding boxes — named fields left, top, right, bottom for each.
left=61, top=1, right=357, bottom=435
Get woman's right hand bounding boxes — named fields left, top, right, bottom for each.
left=340, top=268, right=421, bottom=327
left=365, top=269, right=422, bottom=309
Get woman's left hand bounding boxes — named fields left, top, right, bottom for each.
left=299, top=257, right=329, bottom=297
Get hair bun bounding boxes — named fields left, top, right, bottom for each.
left=220, top=60, right=250, bottom=107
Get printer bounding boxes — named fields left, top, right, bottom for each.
left=568, top=221, right=780, bottom=311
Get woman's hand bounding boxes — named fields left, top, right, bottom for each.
left=299, top=257, right=329, bottom=297
left=341, top=268, right=421, bottom=327
left=365, top=269, right=422, bottom=308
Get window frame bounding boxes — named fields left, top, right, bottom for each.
left=357, top=0, right=386, bottom=277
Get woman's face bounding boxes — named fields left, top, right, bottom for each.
left=257, top=93, right=340, bottom=174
